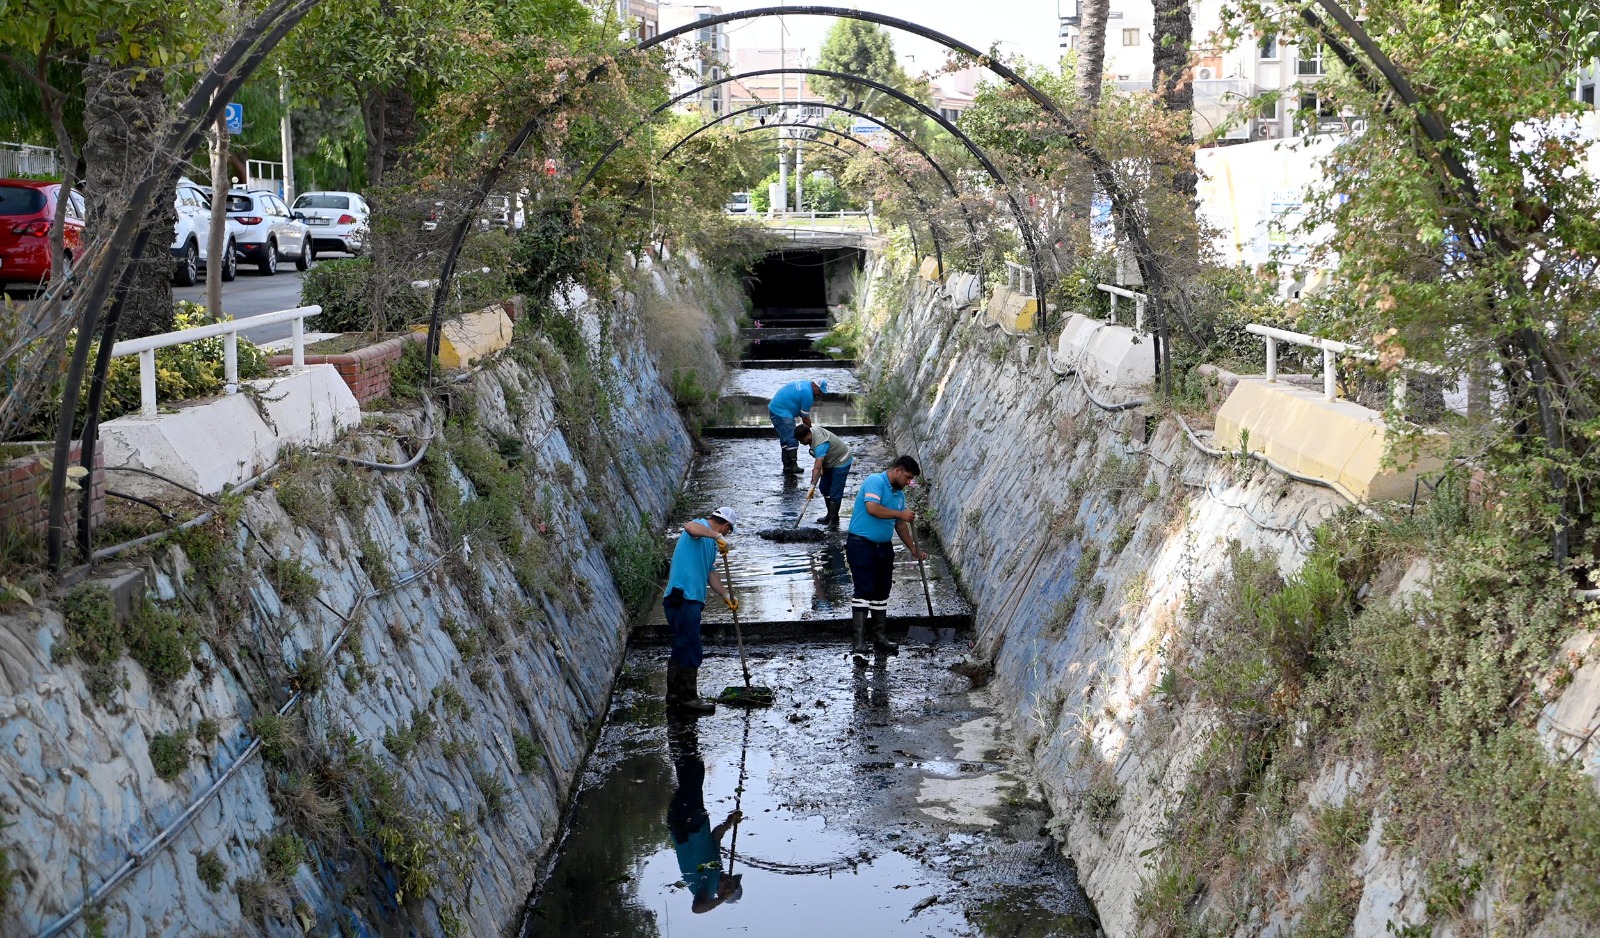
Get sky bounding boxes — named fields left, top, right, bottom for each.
left=704, top=0, right=1070, bottom=83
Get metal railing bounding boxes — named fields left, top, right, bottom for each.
left=1097, top=283, right=1147, bottom=331
left=0, top=141, right=59, bottom=177
left=1006, top=260, right=1035, bottom=297
left=1245, top=322, right=1444, bottom=409
left=109, top=306, right=321, bottom=418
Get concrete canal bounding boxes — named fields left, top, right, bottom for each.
left=518, top=249, right=1099, bottom=936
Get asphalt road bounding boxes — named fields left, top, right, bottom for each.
left=174, top=252, right=356, bottom=344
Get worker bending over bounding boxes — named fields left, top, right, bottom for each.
left=845, top=456, right=926, bottom=660
left=794, top=423, right=853, bottom=527
left=767, top=379, right=825, bottom=477
left=662, top=507, right=740, bottom=714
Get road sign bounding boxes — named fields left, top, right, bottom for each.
left=224, top=103, right=244, bottom=135
left=851, top=120, right=883, bottom=136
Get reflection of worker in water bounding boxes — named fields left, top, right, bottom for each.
left=667, top=719, right=744, bottom=914
left=795, top=423, right=853, bottom=528
left=846, top=456, right=926, bottom=660
left=768, top=379, right=825, bottom=477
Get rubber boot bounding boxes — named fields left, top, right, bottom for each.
left=781, top=448, right=802, bottom=476
left=851, top=606, right=870, bottom=661
left=871, top=608, right=899, bottom=656
left=815, top=498, right=841, bottom=526
left=665, top=661, right=685, bottom=708
left=678, top=667, right=717, bottom=716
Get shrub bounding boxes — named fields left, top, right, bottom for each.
left=604, top=514, right=666, bottom=612
left=299, top=256, right=427, bottom=333
left=268, top=556, right=320, bottom=610
left=125, top=603, right=196, bottom=686
left=149, top=729, right=192, bottom=780
left=58, top=584, right=119, bottom=665
left=261, top=831, right=307, bottom=882
left=195, top=849, right=227, bottom=892
left=513, top=731, right=544, bottom=774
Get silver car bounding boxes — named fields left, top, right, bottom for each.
left=292, top=190, right=369, bottom=254
left=225, top=189, right=312, bottom=275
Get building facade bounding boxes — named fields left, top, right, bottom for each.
left=658, top=2, right=730, bottom=115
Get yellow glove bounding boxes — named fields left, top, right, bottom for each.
left=808, top=486, right=818, bottom=499
left=716, top=537, right=731, bottom=555
left=723, top=595, right=739, bottom=612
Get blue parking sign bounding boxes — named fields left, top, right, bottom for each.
left=224, top=103, right=243, bottom=134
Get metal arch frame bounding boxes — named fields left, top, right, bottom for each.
left=638, top=102, right=983, bottom=261
left=578, top=67, right=1045, bottom=307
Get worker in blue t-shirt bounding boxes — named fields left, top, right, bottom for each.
left=845, top=456, right=926, bottom=660
left=662, top=506, right=740, bottom=714
left=767, top=379, right=826, bottom=477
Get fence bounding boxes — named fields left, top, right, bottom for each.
left=109, top=306, right=321, bottom=418
left=0, top=142, right=59, bottom=178
left=1097, top=283, right=1147, bottom=331
left=1244, top=322, right=1444, bottom=414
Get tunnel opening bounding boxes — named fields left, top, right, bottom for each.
left=744, top=247, right=864, bottom=323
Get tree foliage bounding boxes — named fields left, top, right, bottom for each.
left=812, top=20, right=934, bottom=144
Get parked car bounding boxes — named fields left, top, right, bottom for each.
left=224, top=188, right=312, bottom=275
left=170, top=179, right=235, bottom=285
left=0, top=178, right=85, bottom=289
left=725, top=191, right=753, bottom=215
left=291, top=190, right=369, bottom=254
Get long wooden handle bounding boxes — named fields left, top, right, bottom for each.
left=917, top=556, right=935, bottom=619
left=721, top=550, right=753, bottom=687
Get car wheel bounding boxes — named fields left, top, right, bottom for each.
left=259, top=239, right=277, bottom=276
left=221, top=240, right=237, bottom=282
left=294, top=238, right=312, bottom=271
left=173, top=240, right=199, bottom=286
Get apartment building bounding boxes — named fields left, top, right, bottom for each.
left=609, top=0, right=659, bottom=39
left=658, top=2, right=730, bottom=115
left=1058, top=0, right=1333, bottom=143
left=726, top=49, right=821, bottom=117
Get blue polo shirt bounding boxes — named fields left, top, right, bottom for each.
left=664, top=519, right=718, bottom=603
left=768, top=380, right=814, bottom=420
left=847, top=472, right=905, bottom=543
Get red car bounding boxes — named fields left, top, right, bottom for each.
left=0, top=178, right=86, bottom=289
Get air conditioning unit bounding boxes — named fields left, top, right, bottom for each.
left=1197, top=66, right=1216, bottom=80
left=1254, top=121, right=1281, bottom=140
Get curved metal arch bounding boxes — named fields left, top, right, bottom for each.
left=635, top=101, right=982, bottom=258
left=581, top=67, right=1043, bottom=301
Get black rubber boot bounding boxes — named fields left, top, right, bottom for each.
left=871, top=608, right=899, bottom=656
left=678, top=667, right=717, bottom=716
left=851, top=607, right=870, bottom=660
left=781, top=448, right=802, bottom=476
left=815, top=498, right=841, bottom=526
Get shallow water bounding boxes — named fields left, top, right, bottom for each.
left=519, top=647, right=1100, bottom=938
left=725, top=367, right=862, bottom=399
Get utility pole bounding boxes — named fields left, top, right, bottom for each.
left=777, top=30, right=788, bottom=214
left=207, top=109, right=229, bottom=316
left=794, top=130, right=804, bottom=213
left=278, top=67, right=296, bottom=202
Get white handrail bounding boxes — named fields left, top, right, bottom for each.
left=1005, top=260, right=1035, bottom=298
left=1244, top=323, right=1352, bottom=401
left=109, top=305, right=321, bottom=418
left=1097, top=283, right=1147, bottom=331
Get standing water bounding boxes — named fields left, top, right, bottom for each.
left=518, top=249, right=1099, bottom=936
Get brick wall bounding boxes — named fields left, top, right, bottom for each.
left=0, top=442, right=107, bottom=539
left=267, top=332, right=424, bottom=405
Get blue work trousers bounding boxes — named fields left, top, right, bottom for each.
left=819, top=458, right=853, bottom=503
left=664, top=598, right=706, bottom=668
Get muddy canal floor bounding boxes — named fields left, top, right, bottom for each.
left=521, top=641, right=1099, bottom=937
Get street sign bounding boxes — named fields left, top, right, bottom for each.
left=224, top=103, right=244, bottom=135
left=851, top=120, right=883, bottom=136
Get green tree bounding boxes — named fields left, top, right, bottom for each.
left=812, top=21, right=932, bottom=144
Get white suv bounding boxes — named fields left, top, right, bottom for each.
left=224, top=189, right=312, bottom=275
left=291, top=190, right=369, bottom=255
left=170, top=180, right=235, bottom=285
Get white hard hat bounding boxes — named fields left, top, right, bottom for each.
left=710, top=506, right=740, bottom=531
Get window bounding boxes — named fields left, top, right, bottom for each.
left=226, top=194, right=253, bottom=212
left=1299, top=91, right=1338, bottom=120
left=1583, top=83, right=1596, bottom=106
left=1297, top=42, right=1324, bottom=76
left=1259, top=33, right=1278, bottom=60
left=70, top=192, right=86, bottom=218
left=1122, top=28, right=1139, bottom=46
left=295, top=194, right=349, bottom=210
left=0, top=185, right=45, bottom=216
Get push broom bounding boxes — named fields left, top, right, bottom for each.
left=716, top=550, right=775, bottom=707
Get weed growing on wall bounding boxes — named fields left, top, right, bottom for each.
left=604, top=513, right=666, bottom=613
left=1138, top=490, right=1600, bottom=934
left=149, top=729, right=192, bottom=780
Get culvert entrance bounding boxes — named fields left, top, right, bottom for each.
left=517, top=252, right=1098, bottom=937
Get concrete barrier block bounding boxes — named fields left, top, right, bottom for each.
left=919, top=256, right=943, bottom=282
left=945, top=272, right=981, bottom=307
left=986, top=284, right=1037, bottom=332
left=1214, top=377, right=1449, bottom=502
left=415, top=306, right=515, bottom=369
left=101, top=365, right=360, bottom=499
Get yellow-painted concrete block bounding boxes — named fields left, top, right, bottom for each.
left=1214, top=377, right=1449, bottom=503
left=918, top=256, right=943, bottom=282
left=413, top=306, right=515, bottom=369
left=986, top=285, right=1038, bottom=333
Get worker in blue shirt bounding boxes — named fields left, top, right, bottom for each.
left=845, top=456, right=926, bottom=660
left=794, top=423, right=853, bottom=527
left=767, top=379, right=826, bottom=476
left=662, top=506, right=740, bottom=714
